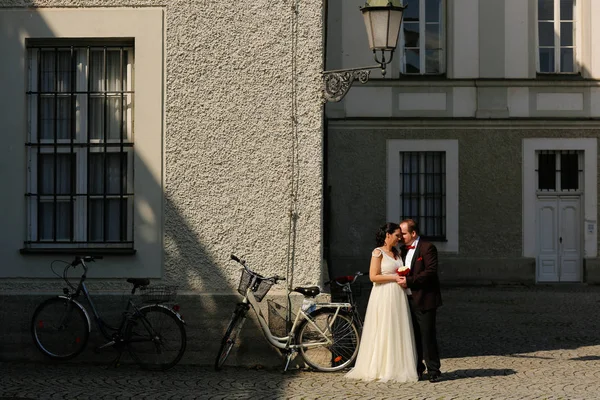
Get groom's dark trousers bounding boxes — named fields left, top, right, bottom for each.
left=403, top=240, right=442, bottom=376
left=408, top=298, right=440, bottom=375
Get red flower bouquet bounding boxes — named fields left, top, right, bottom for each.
left=397, top=266, right=410, bottom=276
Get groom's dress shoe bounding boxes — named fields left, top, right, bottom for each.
left=428, top=373, right=441, bottom=383
left=417, top=372, right=425, bottom=381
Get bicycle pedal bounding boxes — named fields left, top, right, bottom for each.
left=96, top=340, right=116, bottom=351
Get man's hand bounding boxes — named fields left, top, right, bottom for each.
left=397, top=276, right=407, bottom=288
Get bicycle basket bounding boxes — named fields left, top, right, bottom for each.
left=267, top=299, right=294, bottom=337
left=237, top=269, right=274, bottom=302
left=140, top=285, right=178, bottom=303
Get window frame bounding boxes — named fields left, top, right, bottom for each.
left=399, top=0, right=446, bottom=76
left=536, top=150, right=583, bottom=193
left=536, top=0, right=578, bottom=74
left=523, top=138, right=597, bottom=259
left=25, top=41, right=135, bottom=250
left=387, top=139, right=458, bottom=252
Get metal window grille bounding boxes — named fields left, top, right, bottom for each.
left=399, top=151, right=446, bottom=240
left=25, top=40, right=134, bottom=248
left=536, top=150, right=582, bottom=192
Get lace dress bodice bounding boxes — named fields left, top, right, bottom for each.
left=375, top=248, right=404, bottom=275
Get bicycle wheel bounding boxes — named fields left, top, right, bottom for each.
left=31, top=297, right=90, bottom=360
left=126, top=305, right=187, bottom=371
left=214, top=308, right=247, bottom=371
left=296, top=308, right=359, bottom=372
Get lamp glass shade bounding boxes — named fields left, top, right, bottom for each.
left=361, top=6, right=405, bottom=51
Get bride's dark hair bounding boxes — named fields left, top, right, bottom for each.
left=375, top=222, right=400, bottom=258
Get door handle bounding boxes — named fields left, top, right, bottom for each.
left=559, top=237, right=562, bottom=244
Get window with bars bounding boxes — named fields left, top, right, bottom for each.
left=399, top=151, right=446, bottom=240
left=537, top=0, right=577, bottom=73
left=536, top=150, right=582, bottom=192
left=400, top=0, right=445, bottom=75
left=25, top=39, right=134, bottom=248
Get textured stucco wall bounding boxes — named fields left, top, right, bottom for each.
left=326, top=125, right=600, bottom=283
left=161, top=0, right=324, bottom=292
left=0, top=0, right=324, bottom=293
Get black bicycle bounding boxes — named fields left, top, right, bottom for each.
left=325, top=271, right=367, bottom=332
left=31, top=256, right=187, bottom=371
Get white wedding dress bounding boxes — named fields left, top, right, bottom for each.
left=345, top=248, right=418, bottom=383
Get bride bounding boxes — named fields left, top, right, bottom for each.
left=345, top=222, right=418, bottom=383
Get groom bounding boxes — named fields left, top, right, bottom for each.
left=397, top=219, right=442, bottom=383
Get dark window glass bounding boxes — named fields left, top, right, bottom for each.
left=560, top=153, right=579, bottom=190
left=404, top=49, right=420, bottom=73
left=538, top=153, right=556, bottom=190
left=560, top=48, right=574, bottom=72
left=560, top=0, right=574, bottom=20
left=538, top=22, right=555, bottom=46
left=404, top=0, right=420, bottom=22
left=404, top=23, right=420, bottom=47
left=539, top=48, right=555, bottom=72
left=539, top=0, right=554, bottom=20
left=425, top=0, right=441, bottom=22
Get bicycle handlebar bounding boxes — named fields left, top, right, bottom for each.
left=57, top=255, right=103, bottom=290
left=71, top=255, right=103, bottom=267
left=230, top=254, right=286, bottom=283
left=325, top=271, right=368, bottom=286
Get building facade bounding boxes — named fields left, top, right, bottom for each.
left=0, top=2, right=324, bottom=365
left=3, top=0, right=600, bottom=367
left=325, top=0, right=600, bottom=285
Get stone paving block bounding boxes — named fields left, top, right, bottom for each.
left=3, top=287, right=600, bottom=398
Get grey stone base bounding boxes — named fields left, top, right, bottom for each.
left=328, top=255, right=600, bottom=286
left=584, top=258, right=600, bottom=283
left=328, top=256, right=538, bottom=286
left=438, top=258, right=536, bottom=285
left=0, top=292, right=324, bottom=368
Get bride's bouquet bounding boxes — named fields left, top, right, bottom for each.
left=396, top=266, right=410, bottom=276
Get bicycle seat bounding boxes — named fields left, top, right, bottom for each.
left=127, top=278, right=150, bottom=287
left=293, top=286, right=320, bottom=297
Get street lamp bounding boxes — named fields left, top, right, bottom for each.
left=323, top=0, right=407, bottom=102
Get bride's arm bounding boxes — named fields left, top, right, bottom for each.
left=369, top=249, right=401, bottom=284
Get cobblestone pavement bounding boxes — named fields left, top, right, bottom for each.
left=3, top=286, right=600, bottom=399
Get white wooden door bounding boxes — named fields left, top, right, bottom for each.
left=537, top=198, right=559, bottom=282
left=559, top=197, right=581, bottom=281
left=536, top=196, right=581, bottom=282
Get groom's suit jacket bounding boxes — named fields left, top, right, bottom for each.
left=401, top=240, right=442, bottom=311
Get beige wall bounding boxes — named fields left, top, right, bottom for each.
left=0, top=2, right=324, bottom=293
left=326, top=0, right=600, bottom=119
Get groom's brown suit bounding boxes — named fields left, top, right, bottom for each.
left=402, top=240, right=442, bottom=378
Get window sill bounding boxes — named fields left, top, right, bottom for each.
left=19, top=248, right=137, bottom=256
left=535, top=72, right=583, bottom=80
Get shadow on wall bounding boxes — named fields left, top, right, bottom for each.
left=0, top=5, right=301, bottom=386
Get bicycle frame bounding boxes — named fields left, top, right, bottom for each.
left=64, top=260, right=185, bottom=344
left=339, top=283, right=363, bottom=331
left=65, top=272, right=141, bottom=341
left=242, top=286, right=352, bottom=351
left=328, top=273, right=365, bottom=332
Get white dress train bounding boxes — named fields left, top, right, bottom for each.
left=345, top=248, right=418, bottom=383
